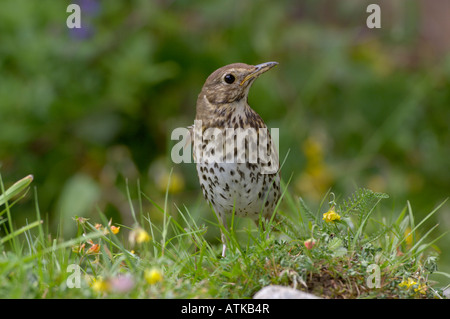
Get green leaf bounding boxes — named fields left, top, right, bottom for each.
left=0, top=175, right=33, bottom=208
left=338, top=188, right=388, bottom=221
left=328, top=237, right=347, bottom=257
left=298, top=197, right=317, bottom=223
left=0, top=220, right=42, bottom=245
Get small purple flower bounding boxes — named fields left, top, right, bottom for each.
left=68, top=0, right=100, bottom=40
left=77, top=0, right=100, bottom=15
left=69, top=27, right=94, bottom=40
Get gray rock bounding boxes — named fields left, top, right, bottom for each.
left=253, top=285, right=321, bottom=299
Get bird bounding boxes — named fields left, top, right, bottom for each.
left=192, top=62, right=281, bottom=257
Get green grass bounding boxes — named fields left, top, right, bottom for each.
left=0, top=174, right=448, bottom=299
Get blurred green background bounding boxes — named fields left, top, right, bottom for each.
left=1, top=0, right=449, bottom=273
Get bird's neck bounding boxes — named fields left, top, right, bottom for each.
left=197, top=94, right=264, bottom=130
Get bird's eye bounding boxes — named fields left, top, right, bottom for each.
left=224, top=74, right=235, bottom=84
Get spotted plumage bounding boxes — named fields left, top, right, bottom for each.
left=192, top=62, right=281, bottom=256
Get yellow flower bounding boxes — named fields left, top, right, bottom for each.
left=159, top=171, right=185, bottom=194
left=91, top=277, right=110, bottom=293
left=322, top=209, right=341, bottom=223
left=144, top=268, right=163, bottom=285
left=399, top=277, right=427, bottom=295
left=129, top=227, right=151, bottom=246
left=107, top=219, right=120, bottom=235
left=399, top=278, right=417, bottom=289
left=414, top=283, right=427, bottom=295
left=151, top=160, right=185, bottom=194
left=95, top=219, right=121, bottom=235
left=136, top=228, right=150, bottom=243
left=110, top=225, right=120, bottom=234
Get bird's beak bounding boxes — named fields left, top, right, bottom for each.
left=240, top=61, right=278, bottom=86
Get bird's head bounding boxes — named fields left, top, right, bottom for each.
left=199, top=62, right=278, bottom=106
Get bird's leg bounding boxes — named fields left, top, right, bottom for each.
left=214, top=209, right=228, bottom=257
left=220, top=214, right=228, bottom=257
left=221, top=230, right=227, bottom=257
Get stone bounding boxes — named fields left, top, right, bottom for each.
left=253, top=285, right=321, bottom=299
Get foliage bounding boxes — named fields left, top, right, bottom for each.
left=0, top=175, right=448, bottom=299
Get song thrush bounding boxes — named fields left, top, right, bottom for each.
left=192, top=62, right=281, bottom=257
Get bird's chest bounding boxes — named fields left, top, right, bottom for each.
left=194, top=130, right=280, bottom=219
left=192, top=105, right=280, bottom=218
left=196, top=160, right=279, bottom=218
